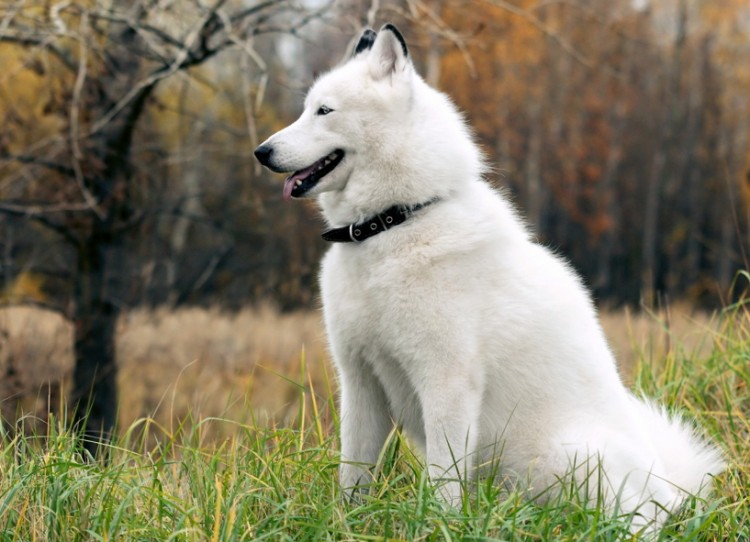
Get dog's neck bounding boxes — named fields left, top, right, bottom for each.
left=321, top=197, right=441, bottom=243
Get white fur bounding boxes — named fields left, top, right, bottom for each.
left=257, top=25, right=724, bottom=530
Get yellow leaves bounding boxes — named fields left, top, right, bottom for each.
left=0, top=272, right=48, bottom=305
left=0, top=43, right=67, bottom=153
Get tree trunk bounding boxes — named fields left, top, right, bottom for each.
left=641, top=0, right=687, bottom=307
left=71, top=232, right=119, bottom=457
left=641, top=146, right=666, bottom=307
left=67, top=4, right=151, bottom=453
left=525, top=101, right=544, bottom=231
left=595, top=101, right=626, bottom=295
left=425, top=6, right=442, bottom=88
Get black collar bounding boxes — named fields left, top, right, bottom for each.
left=321, top=197, right=441, bottom=243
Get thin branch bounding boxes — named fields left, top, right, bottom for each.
left=88, top=10, right=187, bottom=64
left=723, top=161, right=750, bottom=271
left=0, top=201, right=92, bottom=215
left=86, top=0, right=229, bottom=137
left=86, top=0, right=322, bottom=139
left=0, top=135, right=70, bottom=192
left=228, top=0, right=283, bottom=25
left=216, top=9, right=268, bottom=175
left=0, top=202, right=82, bottom=247
left=159, top=208, right=227, bottom=230
left=0, top=31, right=78, bottom=73
left=174, top=243, right=233, bottom=306
left=402, top=0, right=476, bottom=77
left=50, top=1, right=71, bottom=34
left=70, top=12, right=103, bottom=218
left=239, top=51, right=261, bottom=176
left=88, top=11, right=184, bottom=49
left=480, top=0, right=624, bottom=79
left=0, top=0, right=23, bottom=35
left=0, top=153, right=75, bottom=177
left=366, top=0, right=380, bottom=28
left=533, top=0, right=656, bottom=48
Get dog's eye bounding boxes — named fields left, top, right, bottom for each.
left=316, top=105, right=333, bottom=116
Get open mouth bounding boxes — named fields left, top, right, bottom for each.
left=283, top=150, right=345, bottom=201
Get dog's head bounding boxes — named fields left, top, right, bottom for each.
left=254, top=24, right=415, bottom=202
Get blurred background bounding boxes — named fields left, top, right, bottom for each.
left=1, top=0, right=748, bottom=445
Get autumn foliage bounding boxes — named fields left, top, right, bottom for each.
left=2, top=0, right=748, bottom=315
left=409, top=0, right=750, bottom=306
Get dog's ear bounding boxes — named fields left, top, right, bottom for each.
left=368, top=23, right=410, bottom=80
left=352, top=28, right=377, bottom=57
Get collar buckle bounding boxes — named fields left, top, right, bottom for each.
left=348, top=223, right=360, bottom=243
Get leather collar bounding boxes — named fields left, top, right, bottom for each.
left=321, top=197, right=440, bottom=243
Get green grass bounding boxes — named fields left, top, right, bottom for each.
left=1, top=304, right=748, bottom=541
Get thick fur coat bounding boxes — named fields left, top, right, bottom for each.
left=255, top=24, right=724, bottom=530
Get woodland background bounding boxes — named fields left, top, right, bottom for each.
left=0, top=0, right=749, bottom=443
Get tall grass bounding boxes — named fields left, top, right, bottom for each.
left=0, top=303, right=721, bottom=434
left=0, top=305, right=330, bottom=439
left=0, top=303, right=748, bottom=540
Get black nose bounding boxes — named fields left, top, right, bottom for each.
left=254, top=144, right=273, bottom=166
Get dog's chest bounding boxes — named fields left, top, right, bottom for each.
left=321, top=242, right=430, bottom=336
left=320, top=245, right=430, bottom=435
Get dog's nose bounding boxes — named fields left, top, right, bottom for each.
left=254, top=144, right=273, bottom=166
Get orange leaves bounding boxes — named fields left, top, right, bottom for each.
left=426, top=0, right=749, bottom=302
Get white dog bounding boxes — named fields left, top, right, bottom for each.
left=255, top=24, right=723, bottom=529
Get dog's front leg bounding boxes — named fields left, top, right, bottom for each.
left=338, top=364, right=393, bottom=499
left=420, top=378, right=482, bottom=506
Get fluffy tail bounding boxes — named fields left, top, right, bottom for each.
left=635, top=398, right=725, bottom=497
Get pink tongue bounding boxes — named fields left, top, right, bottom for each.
left=282, top=162, right=319, bottom=201
left=283, top=177, right=296, bottom=201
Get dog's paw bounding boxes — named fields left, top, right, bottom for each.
left=432, top=478, right=464, bottom=509
left=340, top=463, right=375, bottom=504
left=341, top=484, right=371, bottom=506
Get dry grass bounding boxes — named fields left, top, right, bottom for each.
left=0, top=305, right=330, bottom=438
left=116, top=305, right=330, bottom=433
left=0, top=303, right=726, bottom=438
left=599, top=304, right=718, bottom=383
left=0, top=306, right=70, bottom=433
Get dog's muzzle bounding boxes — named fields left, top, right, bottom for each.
left=254, top=144, right=284, bottom=173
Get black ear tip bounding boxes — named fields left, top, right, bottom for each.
left=353, top=28, right=377, bottom=56
left=381, top=23, right=408, bottom=57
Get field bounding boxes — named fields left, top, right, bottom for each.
left=0, top=303, right=748, bottom=540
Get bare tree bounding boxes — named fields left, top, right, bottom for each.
left=0, top=0, right=325, bottom=455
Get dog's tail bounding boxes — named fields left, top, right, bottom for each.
left=635, top=398, right=725, bottom=498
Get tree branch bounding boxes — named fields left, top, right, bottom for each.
left=0, top=153, right=75, bottom=177
left=88, top=10, right=185, bottom=51
left=0, top=31, right=78, bottom=73
left=69, top=12, right=104, bottom=219
left=228, top=0, right=284, bottom=24
left=86, top=0, right=320, bottom=138
left=173, top=242, right=233, bottom=306
left=86, top=1, right=227, bottom=137
left=443, top=0, right=621, bottom=80
left=0, top=203, right=82, bottom=247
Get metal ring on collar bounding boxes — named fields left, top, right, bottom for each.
left=349, top=223, right=360, bottom=242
